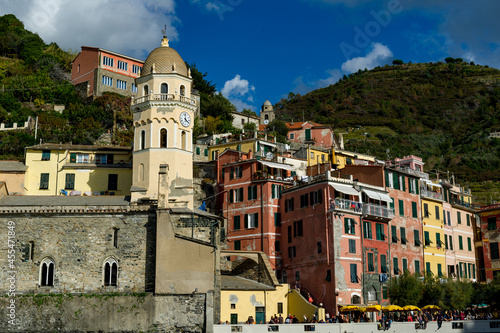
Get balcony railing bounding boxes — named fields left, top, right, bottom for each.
left=396, top=166, right=429, bottom=180
left=420, top=188, right=444, bottom=201
left=332, top=198, right=362, bottom=214
left=362, top=202, right=394, bottom=219
left=132, top=93, right=197, bottom=106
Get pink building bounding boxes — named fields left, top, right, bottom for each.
left=285, top=121, right=335, bottom=149
left=217, top=149, right=293, bottom=272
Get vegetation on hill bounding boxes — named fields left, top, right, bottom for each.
left=276, top=62, right=500, bottom=188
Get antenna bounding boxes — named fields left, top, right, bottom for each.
left=162, top=24, right=167, bottom=38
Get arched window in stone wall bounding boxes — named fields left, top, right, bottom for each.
left=138, top=163, right=144, bottom=182
left=161, top=83, right=168, bottom=100
left=181, top=131, right=187, bottom=150
left=140, top=130, right=146, bottom=150
left=367, top=286, right=377, bottom=301
left=351, top=294, right=361, bottom=304
left=104, top=257, right=118, bottom=286
left=160, top=128, right=167, bottom=148
left=143, top=84, right=149, bottom=96
left=40, top=257, right=55, bottom=286
left=180, top=85, right=185, bottom=96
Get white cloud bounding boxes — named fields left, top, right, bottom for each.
left=341, top=42, right=393, bottom=73
left=220, top=74, right=256, bottom=111
left=0, top=0, right=178, bottom=59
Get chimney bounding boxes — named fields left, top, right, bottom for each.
left=339, top=133, right=344, bottom=150
left=158, top=164, right=169, bottom=209
left=248, top=149, right=253, bottom=159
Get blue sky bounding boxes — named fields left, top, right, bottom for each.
left=1, top=0, right=500, bottom=113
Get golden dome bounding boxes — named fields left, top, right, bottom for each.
left=141, top=37, right=188, bottom=77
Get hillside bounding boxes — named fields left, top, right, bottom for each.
left=277, top=62, right=500, bottom=197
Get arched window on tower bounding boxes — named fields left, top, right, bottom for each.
left=161, top=83, right=168, bottom=100
left=143, top=84, right=149, bottom=96
left=104, top=258, right=118, bottom=286
left=265, top=114, right=269, bottom=121
left=138, top=163, right=145, bottom=182
left=180, top=85, right=185, bottom=96
left=140, top=130, right=146, bottom=150
left=160, top=128, right=167, bottom=148
left=181, top=131, right=187, bottom=150
left=40, top=258, right=55, bottom=286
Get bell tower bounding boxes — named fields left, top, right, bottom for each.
left=130, top=35, right=196, bottom=209
left=260, top=100, right=275, bottom=125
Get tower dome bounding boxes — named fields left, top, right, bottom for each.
left=263, top=100, right=272, bottom=106
left=141, top=37, right=188, bottom=77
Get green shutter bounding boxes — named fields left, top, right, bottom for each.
left=394, top=174, right=399, bottom=190
left=467, top=237, right=472, bottom=251
left=305, top=129, right=311, bottom=140
left=467, top=214, right=470, bottom=226
left=70, top=153, right=76, bottom=163
left=399, top=200, right=404, bottom=216
left=234, top=215, right=240, bottom=230
left=459, top=236, right=463, bottom=250
left=412, top=202, right=418, bottom=218
left=204, top=149, right=208, bottom=156
left=345, top=218, right=349, bottom=234
left=402, top=175, right=406, bottom=191
left=415, top=179, right=419, bottom=195
left=196, top=147, right=200, bottom=155
left=385, top=170, right=390, bottom=187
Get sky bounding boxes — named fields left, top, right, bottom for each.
left=1, top=0, right=500, bottom=113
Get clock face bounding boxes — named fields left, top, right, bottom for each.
left=180, top=112, right=191, bottom=127
left=264, top=119, right=269, bottom=125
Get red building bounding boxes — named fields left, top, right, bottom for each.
left=477, top=203, right=500, bottom=282
left=280, top=172, right=367, bottom=315
left=285, top=121, right=336, bottom=149
left=71, top=46, right=144, bottom=98
left=217, top=149, right=294, bottom=272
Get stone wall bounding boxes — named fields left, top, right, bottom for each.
left=0, top=211, right=156, bottom=294
left=0, top=293, right=211, bottom=332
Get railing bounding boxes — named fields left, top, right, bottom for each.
left=451, top=198, right=473, bottom=209
left=362, top=202, right=394, bottom=219
left=396, top=166, right=429, bottom=179
left=420, top=188, right=444, bottom=201
left=132, top=93, right=197, bottom=106
left=334, top=198, right=362, bottom=213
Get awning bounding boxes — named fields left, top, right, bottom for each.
left=258, top=160, right=295, bottom=171
left=363, top=189, right=381, bottom=200
left=331, top=183, right=359, bottom=196
left=378, top=192, right=392, bottom=203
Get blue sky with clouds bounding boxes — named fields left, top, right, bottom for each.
left=1, top=0, right=499, bottom=113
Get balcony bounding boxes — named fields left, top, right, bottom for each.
left=420, top=188, right=444, bottom=201
left=132, top=93, right=197, bottom=106
left=333, top=198, right=362, bottom=214
left=362, top=202, right=394, bottom=219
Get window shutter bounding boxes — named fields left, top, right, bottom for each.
left=248, top=186, right=252, bottom=200
left=229, top=190, right=234, bottom=203
left=385, top=170, right=389, bottom=187
left=402, top=175, right=406, bottom=191
left=70, top=153, right=76, bottom=163
left=244, top=214, right=249, bottom=228
left=415, top=179, right=419, bottom=195
left=344, top=218, right=349, bottom=234
left=255, top=213, right=258, bottom=228
left=394, top=173, right=399, bottom=190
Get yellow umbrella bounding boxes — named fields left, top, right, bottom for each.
left=422, top=305, right=440, bottom=310
left=403, top=305, right=421, bottom=311
left=340, top=305, right=362, bottom=312
left=365, top=305, right=382, bottom=312
left=383, top=305, right=404, bottom=311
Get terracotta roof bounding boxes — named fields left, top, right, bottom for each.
left=285, top=121, right=329, bottom=130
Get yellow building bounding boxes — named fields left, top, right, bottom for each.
left=294, top=146, right=332, bottom=167
left=208, top=137, right=277, bottom=161
left=421, top=180, right=446, bottom=277
left=25, top=144, right=132, bottom=196
left=334, top=149, right=376, bottom=169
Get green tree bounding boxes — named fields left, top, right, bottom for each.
left=266, top=119, right=289, bottom=144
left=243, top=122, right=257, bottom=132
left=392, top=59, right=404, bottom=65
left=241, top=108, right=258, bottom=116
left=387, top=272, right=422, bottom=306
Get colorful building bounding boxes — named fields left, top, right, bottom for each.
left=477, top=203, right=500, bottom=282
left=0, top=161, right=27, bottom=195
left=208, top=135, right=277, bottom=162
left=285, top=121, right=335, bottom=149
left=334, top=149, right=377, bottom=170
left=71, top=46, right=144, bottom=98
left=24, top=144, right=132, bottom=196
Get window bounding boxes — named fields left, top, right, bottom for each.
left=76, top=153, right=90, bottom=163
left=275, top=240, right=280, bottom=252
left=77, top=64, right=80, bottom=73
left=391, top=225, right=398, bottom=243
left=491, top=243, right=499, bottom=260
left=412, top=202, right=418, bottom=218
left=288, top=246, right=296, bottom=258
left=236, top=144, right=241, bottom=151
left=143, top=84, right=149, bottom=96
left=160, top=129, right=167, bottom=148
left=449, top=235, right=453, bottom=250
left=393, top=257, right=399, bottom=275
left=96, top=154, right=113, bottom=164
left=305, top=128, right=311, bottom=141
left=102, top=75, right=113, bottom=86
left=272, top=185, right=281, bottom=199
left=447, top=211, right=451, bottom=226
left=245, top=213, right=258, bottom=229
left=426, top=262, right=432, bottom=275
left=277, top=302, right=283, bottom=314
left=345, top=218, right=356, bottom=234
left=274, top=213, right=281, bottom=227
left=436, top=233, right=442, bottom=248
left=113, top=228, right=118, bottom=248
left=414, top=230, right=422, bottom=246
left=104, top=258, right=118, bottom=286
left=424, top=231, right=431, bottom=246
left=402, top=258, right=408, bottom=273
left=285, top=198, right=295, bottom=212
left=380, top=254, right=388, bottom=273
left=363, top=221, right=372, bottom=239
left=230, top=166, right=242, bottom=179
left=457, top=211, right=462, bottom=224
left=459, top=235, right=463, bottom=250
left=400, top=227, right=407, bottom=245
left=230, top=188, right=244, bottom=203
left=39, top=173, right=49, bottom=190
left=376, top=223, right=386, bottom=241
left=467, top=214, right=470, bottom=226
left=424, top=203, right=429, bottom=217
left=443, top=210, right=447, bottom=225
left=309, top=190, right=323, bottom=205
left=289, top=133, right=295, bottom=140
left=42, top=150, right=50, bottom=161
left=180, top=85, right=185, bottom=96
left=132, top=64, right=141, bottom=74
left=399, top=200, right=404, bottom=216
left=445, top=234, right=448, bottom=249
left=294, top=220, right=303, bottom=237
left=438, top=263, right=443, bottom=277
left=117, top=79, right=127, bottom=90
left=234, top=240, right=241, bottom=250
left=488, top=217, right=497, bottom=231
left=435, top=206, right=440, bottom=220
left=467, top=237, right=472, bottom=251
left=326, top=270, right=332, bottom=282
left=248, top=185, right=258, bottom=200
left=140, top=130, right=146, bottom=150
left=300, top=194, right=309, bottom=208
left=310, top=152, right=314, bottom=159
left=28, top=241, right=34, bottom=261
left=181, top=131, right=186, bottom=150
left=204, top=149, right=208, bottom=156
left=349, top=239, right=356, bottom=253
left=350, top=264, right=358, bottom=283
left=40, top=258, right=55, bottom=286
left=317, top=241, right=322, bottom=254
left=65, top=173, right=75, bottom=190
left=108, top=174, right=118, bottom=191
left=288, top=226, right=292, bottom=243
left=415, top=260, right=420, bottom=275
left=234, top=215, right=241, bottom=230
left=387, top=171, right=394, bottom=188
left=132, top=83, right=138, bottom=93
left=103, top=56, right=114, bottom=67
left=367, top=252, right=375, bottom=272
left=117, top=60, right=128, bottom=71
left=161, top=83, right=168, bottom=95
